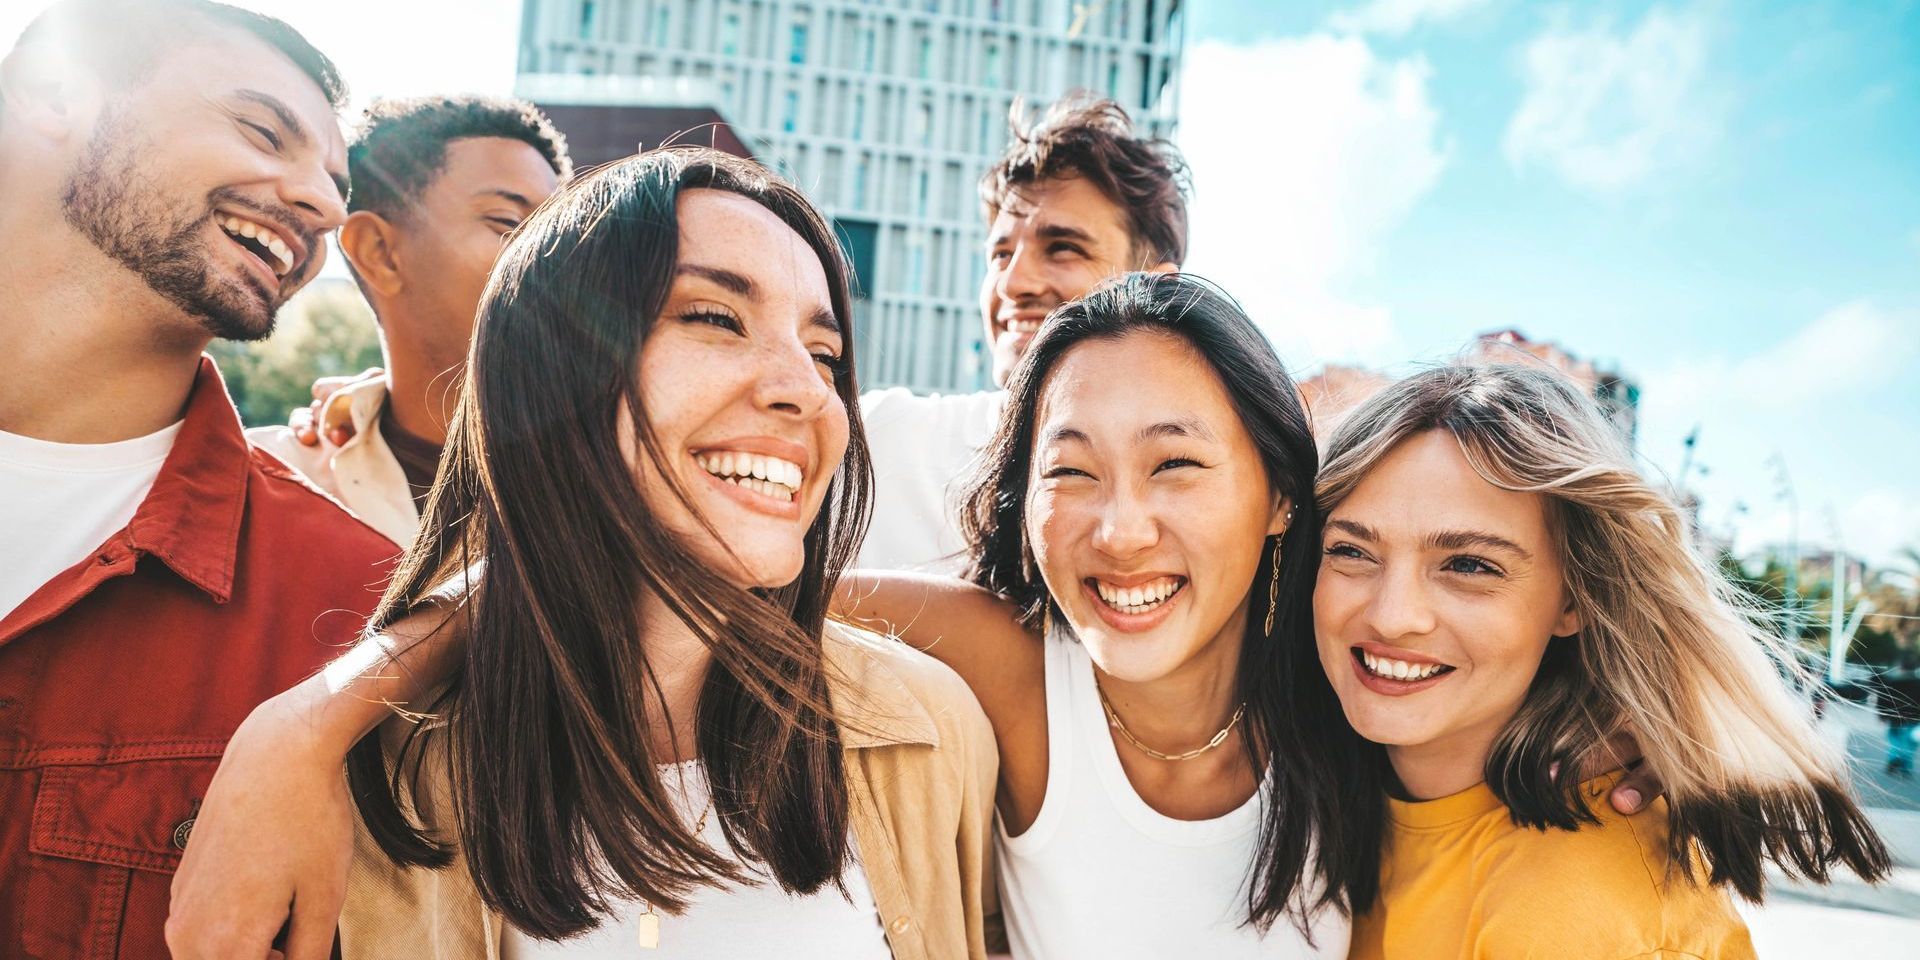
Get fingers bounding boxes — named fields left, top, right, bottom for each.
left=290, top=405, right=319, bottom=447
left=280, top=908, right=337, bottom=960
left=1609, top=762, right=1664, bottom=815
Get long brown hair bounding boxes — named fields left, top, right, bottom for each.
left=958, top=273, right=1386, bottom=934
left=1317, top=363, right=1889, bottom=899
left=346, top=148, right=873, bottom=938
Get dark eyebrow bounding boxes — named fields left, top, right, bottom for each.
left=234, top=90, right=349, bottom=202
left=1427, top=529, right=1533, bottom=560
left=807, top=306, right=842, bottom=337
left=1043, top=426, right=1092, bottom=447
left=1035, top=223, right=1098, bottom=245
left=1136, top=416, right=1215, bottom=444
left=1326, top=518, right=1381, bottom=542
left=677, top=263, right=756, bottom=298
left=477, top=189, right=536, bottom=208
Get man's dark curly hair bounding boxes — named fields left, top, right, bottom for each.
left=979, top=94, right=1190, bottom=266
left=348, top=95, right=572, bottom=220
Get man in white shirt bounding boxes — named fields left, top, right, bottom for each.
left=854, top=96, right=1190, bottom=571
left=251, top=95, right=569, bottom=545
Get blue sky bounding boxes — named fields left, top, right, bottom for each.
left=1175, top=0, right=1920, bottom=565
left=3, top=0, right=1914, bottom=563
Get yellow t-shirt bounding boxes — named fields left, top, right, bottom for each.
left=1350, top=773, right=1757, bottom=960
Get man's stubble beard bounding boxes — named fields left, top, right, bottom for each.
left=60, top=105, right=284, bottom=342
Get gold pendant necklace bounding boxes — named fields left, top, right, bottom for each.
left=1096, top=682, right=1246, bottom=762
left=636, top=796, right=715, bottom=949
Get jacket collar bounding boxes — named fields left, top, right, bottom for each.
left=124, top=355, right=250, bottom=602
left=822, top=621, right=940, bottom=749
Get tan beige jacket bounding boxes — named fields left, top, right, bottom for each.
left=246, top=375, right=418, bottom=546
left=338, top=622, right=999, bottom=959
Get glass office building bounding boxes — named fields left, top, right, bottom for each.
left=517, top=0, right=1185, bottom=391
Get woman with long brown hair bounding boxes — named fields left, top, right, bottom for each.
left=168, top=147, right=997, bottom=960
left=1313, top=364, right=1890, bottom=958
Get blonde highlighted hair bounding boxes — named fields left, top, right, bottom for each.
left=1316, top=363, right=1888, bottom=899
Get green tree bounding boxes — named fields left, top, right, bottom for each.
left=208, top=278, right=382, bottom=427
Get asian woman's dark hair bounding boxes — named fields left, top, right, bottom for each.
left=957, top=272, right=1386, bottom=932
left=345, top=147, right=872, bottom=938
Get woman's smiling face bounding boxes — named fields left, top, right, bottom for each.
left=1314, top=429, right=1582, bottom=766
left=1027, top=329, right=1289, bottom=683
left=622, top=189, right=850, bottom=591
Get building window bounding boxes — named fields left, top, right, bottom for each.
left=985, top=41, right=1003, bottom=87
left=789, top=16, right=809, bottom=64
left=989, top=0, right=1003, bottom=22
left=579, top=0, right=596, bottom=38
left=862, top=26, right=876, bottom=70
left=782, top=90, right=798, bottom=132
left=916, top=31, right=932, bottom=79
left=916, top=98, right=933, bottom=146
left=916, top=169, right=930, bottom=217
left=853, top=155, right=870, bottom=210
left=721, top=12, right=741, bottom=56
left=654, top=5, right=669, bottom=45
left=851, top=92, right=865, bottom=139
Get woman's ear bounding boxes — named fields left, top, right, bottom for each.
left=1265, top=495, right=1294, bottom=538
left=1552, top=593, right=1584, bottom=639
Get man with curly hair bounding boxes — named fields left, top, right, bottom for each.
left=251, top=95, right=570, bottom=544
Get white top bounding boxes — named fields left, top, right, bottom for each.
left=854, top=387, right=1007, bottom=573
left=995, top=639, right=1350, bottom=960
left=0, top=421, right=183, bottom=619
left=501, top=761, right=894, bottom=960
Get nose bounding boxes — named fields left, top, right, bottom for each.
left=282, top=160, right=348, bottom=232
left=1364, top=562, right=1438, bottom=641
left=751, top=335, right=837, bottom=422
left=1092, top=480, right=1159, bottom=560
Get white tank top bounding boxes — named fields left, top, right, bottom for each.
left=501, top=761, right=894, bottom=959
left=994, top=639, right=1351, bottom=959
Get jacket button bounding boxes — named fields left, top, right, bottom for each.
left=172, top=816, right=195, bottom=850
left=889, top=916, right=911, bottom=934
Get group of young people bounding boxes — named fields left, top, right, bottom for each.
left=0, top=2, right=1895, bottom=959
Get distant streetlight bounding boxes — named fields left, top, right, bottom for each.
left=1769, top=453, right=1800, bottom=647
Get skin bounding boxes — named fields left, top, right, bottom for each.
left=0, top=25, right=346, bottom=443
left=979, top=175, right=1175, bottom=387
left=1314, top=430, right=1582, bottom=800
left=166, top=189, right=849, bottom=959
left=338, top=137, right=560, bottom=445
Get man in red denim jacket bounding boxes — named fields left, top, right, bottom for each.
left=0, top=3, right=395, bottom=956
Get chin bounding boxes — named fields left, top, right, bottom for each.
left=1073, top=628, right=1189, bottom=684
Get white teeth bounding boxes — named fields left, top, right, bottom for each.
left=1361, top=651, right=1447, bottom=682
left=219, top=215, right=294, bottom=276
left=1093, top=576, right=1183, bottom=614
left=695, top=449, right=804, bottom=500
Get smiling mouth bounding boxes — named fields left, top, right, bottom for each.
left=217, top=213, right=295, bottom=279
left=999, top=317, right=1043, bottom=337
left=1352, top=647, right=1456, bottom=682
left=694, top=449, right=802, bottom=504
left=1090, top=576, right=1186, bottom=616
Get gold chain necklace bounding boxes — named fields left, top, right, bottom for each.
left=1096, top=682, right=1246, bottom=762
left=636, top=781, right=716, bottom=949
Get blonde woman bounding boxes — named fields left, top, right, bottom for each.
left=1312, top=364, right=1890, bottom=959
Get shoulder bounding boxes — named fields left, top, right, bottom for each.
left=1473, top=798, right=1751, bottom=959
left=825, top=620, right=994, bottom=753
left=246, top=424, right=325, bottom=474
left=244, top=444, right=399, bottom=555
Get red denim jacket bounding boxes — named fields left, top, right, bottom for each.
left=0, top=358, right=397, bottom=959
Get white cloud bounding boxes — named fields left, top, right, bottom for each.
left=1637, top=301, right=1920, bottom=566
left=1327, top=0, right=1498, bottom=36
left=1504, top=6, right=1723, bottom=190
left=1176, top=36, right=1447, bottom=370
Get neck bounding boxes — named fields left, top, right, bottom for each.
left=635, top=588, right=715, bottom=763
left=379, top=325, right=464, bottom=447
left=1094, top=604, right=1248, bottom=756
left=0, top=220, right=207, bottom=442
left=1386, top=723, right=1502, bottom=801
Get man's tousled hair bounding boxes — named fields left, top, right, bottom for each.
left=8, top=0, right=344, bottom=109
left=980, top=94, right=1189, bottom=266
